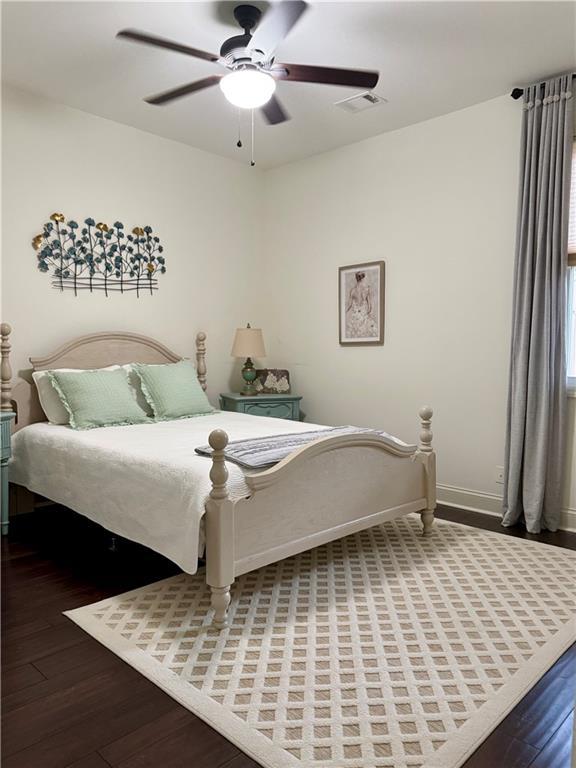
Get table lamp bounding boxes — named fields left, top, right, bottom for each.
left=231, top=324, right=266, bottom=396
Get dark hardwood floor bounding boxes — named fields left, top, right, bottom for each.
left=2, top=503, right=575, bottom=768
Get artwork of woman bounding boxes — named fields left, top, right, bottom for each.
left=338, top=261, right=385, bottom=345
left=345, top=271, right=379, bottom=339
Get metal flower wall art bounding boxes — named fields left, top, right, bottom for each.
left=32, top=213, right=166, bottom=296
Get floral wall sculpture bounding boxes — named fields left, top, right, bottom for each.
left=32, top=213, right=166, bottom=296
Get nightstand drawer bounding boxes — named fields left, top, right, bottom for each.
left=1, top=416, right=12, bottom=461
left=220, top=393, right=302, bottom=421
left=243, top=401, right=294, bottom=419
left=1, top=411, right=15, bottom=536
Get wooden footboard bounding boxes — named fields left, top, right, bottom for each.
left=205, top=408, right=436, bottom=628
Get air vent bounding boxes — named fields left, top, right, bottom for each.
left=334, top=91, right=388, bottom=113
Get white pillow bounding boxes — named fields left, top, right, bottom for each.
left=33, top=364, right=153, bottom=424
left=33, top=366, right=121, bottom=424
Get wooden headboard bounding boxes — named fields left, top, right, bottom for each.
left=0, top=325, right=207, bottom=431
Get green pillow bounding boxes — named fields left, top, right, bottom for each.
left=49, top=369, right=150, bottom=430
left=133, top=360, right=214, bottom=421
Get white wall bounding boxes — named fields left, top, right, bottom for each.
left=261, top=95, right=576, bottom=525
left=1, top=86, right=262, bottom=401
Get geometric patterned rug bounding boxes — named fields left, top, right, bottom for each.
left=65, top=517, right=576, bottom=768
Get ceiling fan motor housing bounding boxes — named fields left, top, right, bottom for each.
left=220, top=5, right=266, bottom=68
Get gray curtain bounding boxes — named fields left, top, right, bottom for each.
left=503, top=74, right=573, bottom=533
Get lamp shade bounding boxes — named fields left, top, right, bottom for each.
left=231, top=327, right=266, bottom=358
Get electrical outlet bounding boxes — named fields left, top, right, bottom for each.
left=495, top=466, right=505, bottom=485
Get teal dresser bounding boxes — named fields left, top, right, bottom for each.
left=220, top=393, right=302, bottom=421
left=1, top=411, right=15, bottom=535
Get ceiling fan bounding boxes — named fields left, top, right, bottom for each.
left=117, top=1, right=380, bottom=125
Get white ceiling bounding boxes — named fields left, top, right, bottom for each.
left=3, top=1, right=575, bottom=169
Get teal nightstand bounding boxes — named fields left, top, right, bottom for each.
left=220, top=393, right=302, bottom=421
left=1, top=411, right=15, bottom=535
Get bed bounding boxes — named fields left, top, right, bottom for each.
left=1, top=325, right=436, bottom=628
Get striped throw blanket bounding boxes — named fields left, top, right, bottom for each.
left=195, top=426, right=415, bottom=469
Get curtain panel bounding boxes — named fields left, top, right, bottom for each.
left=503, top=74, right=573, bottom=533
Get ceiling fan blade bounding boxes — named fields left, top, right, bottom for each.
left=248, top=1, right=308, bottom=58
left=272, top=63, right=379, bottom=90
left=145, top=76, right=223, bottom=105
left=117, top=29, right=219, bottom=63
left=261, top=95, right=290, bottom=125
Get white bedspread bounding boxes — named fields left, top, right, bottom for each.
left=9, top=413, right=331, bottom=573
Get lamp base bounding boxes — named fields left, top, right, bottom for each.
left=240, top=357, right=258, bottom=396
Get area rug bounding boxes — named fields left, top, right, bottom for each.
left=65, top=517, right=576, bottom=768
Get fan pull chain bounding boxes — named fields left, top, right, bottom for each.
left=236, top=109, right=242, bottom=148
left=250, top=108, right=255, bottom=167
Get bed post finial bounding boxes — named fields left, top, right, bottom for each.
left=207, top=428, right=233, bottom=629
left=1, top=323, right=13, bottom=412
left=196, top=331, right=207, bottom=392
left=418, top=406, right=433, bottom=453
left=209, top=429, right=229, bottom=500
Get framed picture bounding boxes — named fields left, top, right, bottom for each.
left=338, top=260, right=385, bottom=345
left=254, top=369, right=291, bottom=394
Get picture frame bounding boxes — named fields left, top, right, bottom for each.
left=254, top=369, right=291, bottom=394
left=338, top=260, right=385, bottom=346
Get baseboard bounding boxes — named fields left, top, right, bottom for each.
left=437, top=484, right=576, bottom=533
left=563, top=508, right=576, bottom=533
left=437, top=484, right=503, bottom=517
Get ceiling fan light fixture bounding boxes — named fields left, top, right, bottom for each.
left=220, top=69, right=276, bottom=109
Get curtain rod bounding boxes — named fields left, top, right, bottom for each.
left=510, top=74, right=575, bottom=100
